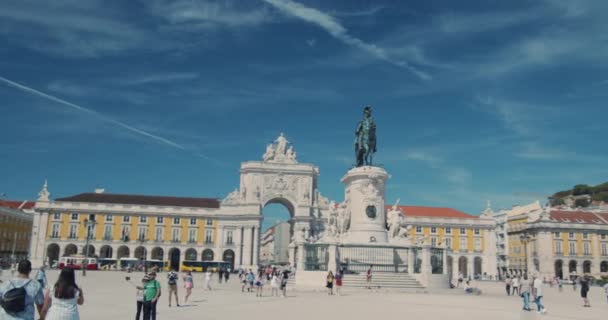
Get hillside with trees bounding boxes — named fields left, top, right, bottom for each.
left=550, top=182, right=608, bottom=207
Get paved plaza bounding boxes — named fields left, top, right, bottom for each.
left=2, top=270, right=606, bottom=320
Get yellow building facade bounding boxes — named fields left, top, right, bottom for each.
left=398, top=205, right=497, bottom=280
left=29, top=190, right=250, bottom=271
left=0, top=200, right=34, bottom=265
left=506, top=203, right=608, bottom=279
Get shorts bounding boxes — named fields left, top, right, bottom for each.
left=169, top=284, right=177, bottom=291
left=184, top=282, right=193, bottom=289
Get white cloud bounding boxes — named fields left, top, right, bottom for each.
left=262, top=0, right=431, bottom=80
left=401, top=149, right=471, bottom=185
left=146, top=0, right=273, bottom=28
left=115, top=72, right=200, bottom=86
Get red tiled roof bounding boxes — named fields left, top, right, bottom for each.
left=0, top=200, right=35, bottom=210
left=387, top=205, right=477, bottom=219
left=550, top=210, right=607, bottom=224
left=55, top=193, right=220, bottom=209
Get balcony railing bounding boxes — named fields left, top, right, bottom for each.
left=188, top=239, right=197, bottom=244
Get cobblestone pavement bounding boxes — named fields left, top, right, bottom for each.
left=1, top=270, right=606, bottom=320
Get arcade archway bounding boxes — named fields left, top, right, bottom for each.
left=64, top=244, right=77, bottom=257
left=223, top=249, right=235, bottom=270
left=458, top=256, right=468, bottom=278
left=554, top=260, right=563, bottom=279
left=151, top=247, right=163, bottom=261
left=169, top=248, right=181, bottom=271
left=46, top=244, right=60, bottom=264
left=117, top=246, right=130, bottom=259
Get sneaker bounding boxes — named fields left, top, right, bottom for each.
left=541, top=308, right=548, bottom=314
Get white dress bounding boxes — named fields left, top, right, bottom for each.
left=46, top=289, right=80, bottom=320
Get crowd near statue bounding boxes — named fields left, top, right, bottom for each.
left=355, top=105, right=377, bottom=167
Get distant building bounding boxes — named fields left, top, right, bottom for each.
left=260, top=221, right=290, bottom=265
left=399, top=205, right=497, bottom=280
left=0, top=199, right=35, bottom=265
left=506, top=201, right=608, bottom=279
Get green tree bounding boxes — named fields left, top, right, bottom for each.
left=572, top=184, right=592, bottom=196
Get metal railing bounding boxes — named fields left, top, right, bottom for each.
left=338, top=245, right=409, bottom=273
left=304, top=243, right=329, bottom=271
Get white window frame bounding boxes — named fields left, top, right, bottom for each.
left=51, top=223, right=60, bottom=238
left=602, top=242, right=607, bottom=256
left=172, top=228, right=181, bottom=242
left=460, top=228, right=466, bottom=235
left=155, top=227, right=163, bottom=242
left=583, top=242, right=590, bottom=255
left=157, top=216, right=164, bottom=224
left=138, top=227, right=147, bottom=241
left=53, top=213, right=61, bottom=220
left=106, top=214, right=113, bottom=222
left=205, top=229, right=214, bottom=244
left=226, top=230, right=234, bottom=245
left=445, top=227, right=451, bottom=234
left=206, top=219, right=213, bottom=226
left=123, top=215, right=130, bottom=223
left=71, top=213, right=79, bottom=221
left=459, top=237, right=467, bottom=251
left=474, top=238, right=481, bottom=251
left=188, top=229, right=197, bottom=243
left=569, top=241, right=576, bottom=255
left=173, top=217, right=181, bottom=225
left=140, top=216, right=147, bottom=224
left=104, top=225, right=112, bottom=240
left=445, top=238, right=452, bottom=249
left=415, top=226, right=422, bottom=233
left=555, top=240, right=562, bottom=254
left=430, top=227, right=437, bottom=234
left=68, top=224, right=78, bottom=239
left=474, top=228, right=480, bottom=235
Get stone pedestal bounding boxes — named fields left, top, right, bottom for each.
left=341, top=166, right=389, bottom=244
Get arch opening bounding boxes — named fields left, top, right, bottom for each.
left=261, top=200, right=294, bottom=266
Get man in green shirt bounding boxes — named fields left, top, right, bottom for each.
left=141, top=272, right=161, bottom=320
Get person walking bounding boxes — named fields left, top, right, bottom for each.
left=182, top=271, right=193, bottom=304
left=224, top=269, right=230, bottom=283
left=558, top=277, right=563, bottom=292
left=167, top=269, right=179, bottom=307
left=505, top=276, right=512, bottom=295
left=35, top=266, right=48, bottom=289
left=255, top=272, right=265, bottom=297
left=580, top=275, right=591, bottom=307
left=326, top=271, right=335, bottom=295
left=247, top=270, right=255, bottom=293
left=457, top=272, right=463, bottom=288
left=205, top=269, right=213, bottom=291
left=134, top=276, right=147, bottom=320
left=270, top=272, right=279, bottom=297
left=280, top=267, right=290, bottom=298
left=241, top=272, right=248, bottom=293
left=142, top=272, right=161, bottom=320
left=512, top=276, right=520, bottom=296
left=0, top=260, right=45, bottom=320
left=520, top=274, right=532, bottom=312
left=335, top=270, right=343, bottom=296
left=218, top=268, right=223, bottom=284
left=532, top=274, right=548, bottom=314
left=41, top=267, right=84, bottom=320
left=366, top=266, right=373, bottom=289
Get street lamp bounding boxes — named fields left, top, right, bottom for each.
left=519, top=233, right=532, bottom=276
left=82, top=217, right=97, bottom=276
left=139, top=236, right=148, bottom=274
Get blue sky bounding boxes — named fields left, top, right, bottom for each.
left=1, top=0, right=607, bottom=230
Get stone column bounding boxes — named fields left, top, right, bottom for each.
left=452, top=255, right=459, bottom=282
left=252, top=227, right=259, bottom=268
left=467, top=255, right=474, bottom=279
left=442, top=248, right=448, bottom=275
left=296, top=242, right=305, bottom=271
left=288, top=243, right=296, bottom=266
left=241, top=227, right=252, bottom=268
left=592, top=233, right=601, bottom=275
left=407, top=248, right=415, bottom=274
left=327, top=243, right=337, bottom=272
left=421, top=245, right=431, bottom=275
left=30, top=210, right=49, bottom=267
left=237, top=227, right=244, bottom=267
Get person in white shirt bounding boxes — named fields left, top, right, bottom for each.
left=533, top=275, right=547, bottom=314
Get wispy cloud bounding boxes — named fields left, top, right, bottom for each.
left=474, top=96, right=535, bottom=136
left=146, top=0, right=273, bottom=28
left=0, top=76, right=185, bottom=150
left=402, top=149, right=472, bottom=185
left=115, top=72, right=200, bottom=86
left=262, top=0, right=430, bottom=80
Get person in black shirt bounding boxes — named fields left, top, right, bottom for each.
left=167, top=270, right=179, bottom=307
left=580, top=275, right=591, bottom=307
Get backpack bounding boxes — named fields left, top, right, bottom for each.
left=0, top=280, right=31, bottom=315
